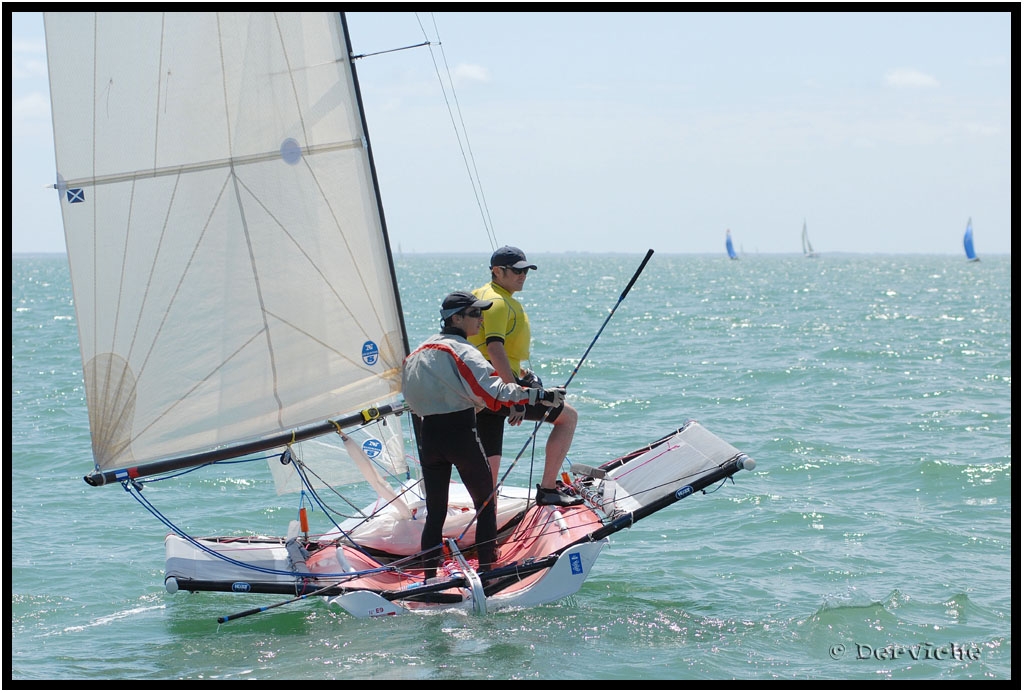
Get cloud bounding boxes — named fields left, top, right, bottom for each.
left=13, top=57, right=49, bottom=81
left=883, top=68, right=940, bottom=88
left=11, top=35, right=50, bottom=80
left=453, top=63, right=490, bottom=86
left=13, top=92, right=51, bottom=121
left=10, top=37, right=46, bottom=54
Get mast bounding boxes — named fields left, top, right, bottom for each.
left=339, top=13, right=411, bottom=361
left=339, top=13, right=423, bottom=456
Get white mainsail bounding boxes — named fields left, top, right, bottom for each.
left=45, top=13, right=406, bottom=472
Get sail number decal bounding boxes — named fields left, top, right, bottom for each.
left=367, top=606, right=397, bottom=617
left=362, top=341, right=379, bottom=366
left=362, top=439, right=383, bottom=459
left=569, top=552, right=583, bottom=575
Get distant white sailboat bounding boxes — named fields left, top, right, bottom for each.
left=801, top=220, right=819, bottom=258
left=963, top=217, right=980, bottom=262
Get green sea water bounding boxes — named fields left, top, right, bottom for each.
left=9, top=252, right=1014, bottom=682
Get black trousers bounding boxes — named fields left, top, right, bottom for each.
left=419, top=408, right=497, bottom=577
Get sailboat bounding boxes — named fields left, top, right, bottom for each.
left=801, top=220, right=819, bottom=258
left=43, top=12, right=754, bottom=619
left=726, top=229, right=738, bottom=260
left=963, top=217, right=980, bottom=262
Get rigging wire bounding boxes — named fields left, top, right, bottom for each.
left=416, top=12, right=499, bottom=251
left=122, top=479, right=397, bottom=582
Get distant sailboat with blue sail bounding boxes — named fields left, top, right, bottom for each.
left=801, top=220, right=819, bottom=258
left=726, top=229, right=738, bottom=260
left=963, top=217, right=980, bottom=262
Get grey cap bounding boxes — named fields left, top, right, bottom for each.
left=440, top=290, right=493, bottom=319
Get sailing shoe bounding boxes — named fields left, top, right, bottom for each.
left=535, top=484, right=584, bottom=507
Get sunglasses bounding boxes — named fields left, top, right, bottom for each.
left=504, top=266, right=529, bottom=275
left=463, top=308, right=483, bottom=318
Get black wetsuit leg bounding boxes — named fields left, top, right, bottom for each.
left=419, top=408, right=498, bottom=576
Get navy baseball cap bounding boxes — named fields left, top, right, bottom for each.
left=490, top=246, right=537, bottom=270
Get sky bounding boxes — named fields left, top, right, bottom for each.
left=9, top=10, right=1015, bottom=256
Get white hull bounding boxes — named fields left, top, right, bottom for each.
left=327, top=540, right=608, bottom=616
left=164, top=421, right=753, bottom=618
left=164, top=481, right=536, bottom=588
left=165, top=493, right=608, bottom=615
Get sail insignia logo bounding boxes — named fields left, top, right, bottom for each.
left=231, top=582, right=252, bottom=593
left=675, top=485, right=694, bottom=500
left=362, top=439, right=383, bottom=459
left=67, top=189, right=85, bottom=203
left=280, top=137, right=302, bottom=165
left=362, top=341, right=379, bottom=366
left=569, top=552, right=583, bottom=575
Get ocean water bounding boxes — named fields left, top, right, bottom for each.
left=9, top=252, right=1014, bottom=682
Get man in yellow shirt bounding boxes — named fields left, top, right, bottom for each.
left=470, top=246, right=582, bottom=507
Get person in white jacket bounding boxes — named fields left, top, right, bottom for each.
left=402, top=291, right=565, bottom=579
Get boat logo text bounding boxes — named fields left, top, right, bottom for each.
left=362, top=439, right=383, bottom=459
left=362, top=341, right=379, bottom=366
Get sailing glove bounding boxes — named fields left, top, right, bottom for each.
left=508, top=403, right=527, bottom=426
left=529, top=387, right=565, bottom=408
left=516, top=368, right=542, bottom=389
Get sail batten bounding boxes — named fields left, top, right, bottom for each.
left=46, top=12, right=408, bottom=473
left=57, top=140, right=364, bottom=190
